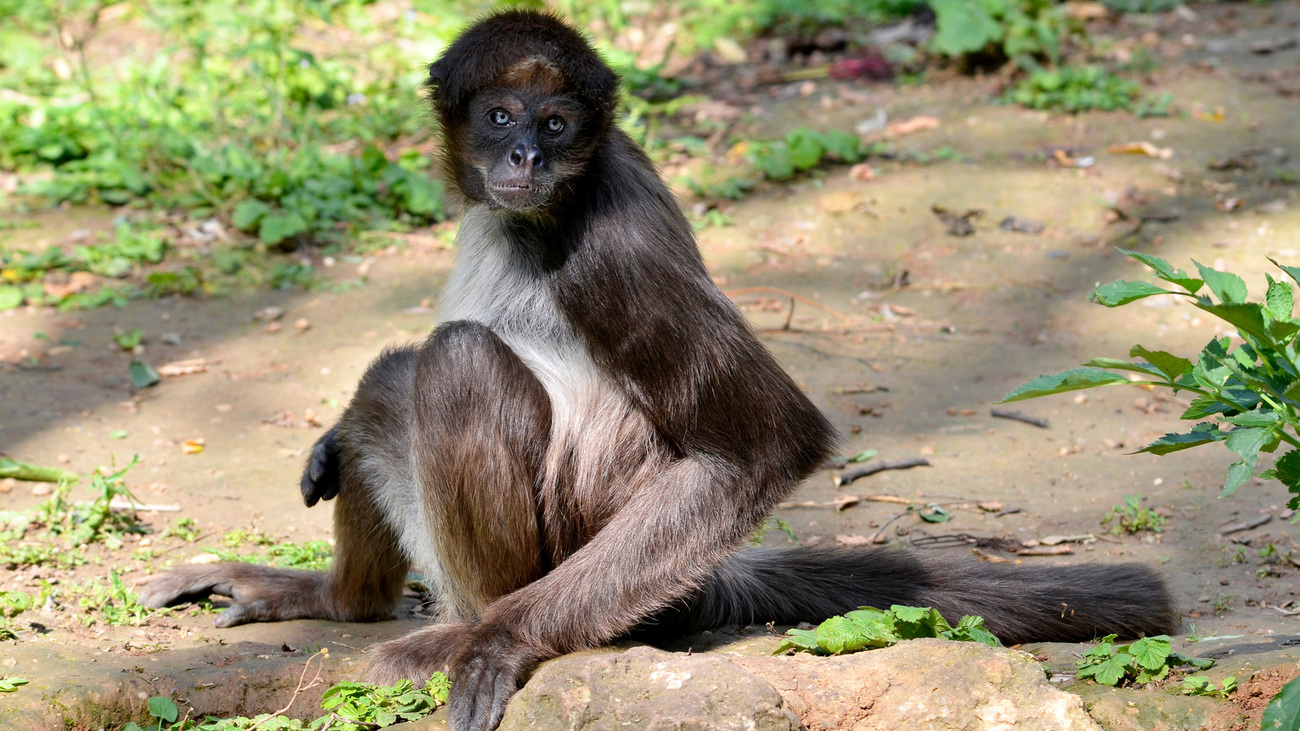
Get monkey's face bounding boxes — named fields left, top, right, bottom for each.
left=460, top=87, right=587, bottom=212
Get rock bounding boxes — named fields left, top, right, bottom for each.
left=501, top=640, right=1098, bottom=731
left=500, top=645, right=801, bottom=730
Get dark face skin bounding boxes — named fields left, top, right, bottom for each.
left=465, top=87, right=584, bottom=212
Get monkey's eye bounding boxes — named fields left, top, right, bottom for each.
left=489, top=109, right=512, bottom=126
left=544, top=116, right=565, bottom=134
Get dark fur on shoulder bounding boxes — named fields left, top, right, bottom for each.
left=138, top=12, right=1178, bottom=731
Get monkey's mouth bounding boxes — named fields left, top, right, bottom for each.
left=487, top=181, right=548, bottom=209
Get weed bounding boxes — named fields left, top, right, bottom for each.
left=1076, top=634, right=1212, bottom=687
left=1181, top=674, right=1236, bottom=698
left=1004, top=253, right=1300, bottom=512
left=748, top=516, right=798, bottom=546
left=928, top=0, right=1074, bottom=70
left=222, top=528, right=274, bottom=549
left=207, top=539, right=332, bottom=572
left=1100, top=495, right=1166, bottom=535
left=0, top=590, right=33, bottom=639
left=126, top=674, right=449, bottom=730
left=1008, top=66, right=1141, bottom=113
left=161, top=518, right=199, bottom=542
left=745, top=128, right=864, bottom=181
left=69, top=570, right=168, bottom=627
left=776, top=605, right=1000, bottom=656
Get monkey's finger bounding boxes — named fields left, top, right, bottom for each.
left=214, top=600, right=273, bottom=628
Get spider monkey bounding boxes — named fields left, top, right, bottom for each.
left=140, top=11, right=1177, bottom=731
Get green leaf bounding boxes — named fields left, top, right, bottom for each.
left=1267, top=450, right=1300, bottom=491
left=1225, top=427, right=1272, bottom=460
left=1081, top=357, right=1163, bottom=377
left=258, top=213, right=309, bottom=245
left=0, top=457, right=76, bottom=483
left=818, top=130, right=862, bottom=163
left=232, top=199, right=272, bottom=231
left=1089, top=280, right=1171, bottom=307
left=1134, top=423, right=1224, bottom=456
left=929, top=0, right=1004, bottom=57
left=1222, top=455, right=1258, bottom=498
left=942, top=614, right=1001, bottom=647
left=1128, top=345, right=1192, bottom=381
left=0, top=285, right=23, bottom=310
left=816, top=615, right=876, bottom=654
left=1269, top=257, right=1300, bottom=288
left=786, top=131, right=824, bottom=171
left=129, top=360, right=161, bottom=389
left=1266, top=274, right=1294, bottom=321
left=918, top=504, right=951, bottom=523
left=1001, top=367, right=1131, bottom=403
left=1080, top=654, right=1129, bottom=686
left=1193, top=260, right=1249, bottom=304
left=1225, top=410, right=1281, bottom=428
left=775, top=628, right=820, bottom=655
left=1119, top=249, right=1203, bottom=293
left=1196, top=303, right=1270, bottom=344
left=1181, top=395, right=1234, bottom=421
left=1261, top=675, right=1300, bottom=731
left=750, top=142, right=795, bottom=180
left=845, top=449, right=877, bottom=464
left=148, top=696, right=179, bottom=722
left=1127, top=636, right=1172, bottom=671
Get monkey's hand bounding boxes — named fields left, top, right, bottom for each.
left=136, top=564, right=328, bottom=627
left=369, top=622, right=537, bottom=731
left=301, top=425, right=341, bottom=507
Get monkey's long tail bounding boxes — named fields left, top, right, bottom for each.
left=639, top=546, right=1177, bottom=645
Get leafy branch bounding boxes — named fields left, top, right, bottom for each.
left=1003, top=251, right=1300, bottom=510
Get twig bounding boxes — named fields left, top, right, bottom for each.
left=724, top=286, right=857, bottom=323
left=245, top=650, right=327, bottom=731
left=779, top=492, right=974, bottom=510
left=989, top=408, right=1049, bottom=428
left=1218, top=514, right=1272, bottom=535
left=835, top=458, right=931, bottom=487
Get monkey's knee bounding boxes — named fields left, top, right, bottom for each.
left=414, top=321, right=551, bottom=432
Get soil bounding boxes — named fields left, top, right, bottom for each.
left=5, top=2, right=1300, bottom=729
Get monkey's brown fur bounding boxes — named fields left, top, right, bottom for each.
left=140, top=11, right=1177, bottom=731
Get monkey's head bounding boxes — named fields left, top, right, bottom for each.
left=428, top=10, right=619, bottom=212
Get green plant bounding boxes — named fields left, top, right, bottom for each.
left=1008, top=66, right=1141, bottom=113
left=114, top=328, right=145, bottom=351
left=1004, top=253, right=1300, bottom=512
left=776, top=605, right=1000, bottom=656
left=72, top=570, right=168, bottom=626
left=1101, top=495, right=1166, bottom=535
left=1181, top=674, right=1237, bottom=698
left=122, top=674, right=450, bottom=730
left=0, top=676, right=28, bottom=692
left=747, top=128, right=863, bottom=181
left=1076, top=634, right=1212, bottom=686
left=929, top=0, right=1072, bottom=69
left=0, top=590, right=33, bottom=640
left=748, top=516, right=798, bottom=546
left=1263, top=675, right=1300, bottom=731
left=207, top=539, right=332, bottom=572
left=162, top=517, right=199, bottom=542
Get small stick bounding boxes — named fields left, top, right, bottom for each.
left=245, top=650, right=327, bottom=731
left=989, top=408, right=1049, bottom=428
left=836, top=458, right=931, bottom=487
left=867, top=509, right=913, bottom=545
left=1218, top=514, right=1272, bottom=535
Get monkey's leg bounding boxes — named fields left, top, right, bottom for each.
left=366, top=321, right=551, bottom=682
left=138, top=352, right=416, bottom=626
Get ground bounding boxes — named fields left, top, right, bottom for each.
left=4, top=3, right=1300, bottom=730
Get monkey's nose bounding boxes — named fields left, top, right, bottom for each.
left=509, top=143, right=542, bottom=169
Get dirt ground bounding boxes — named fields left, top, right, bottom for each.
left=5, top=3, right=1300, bottom=729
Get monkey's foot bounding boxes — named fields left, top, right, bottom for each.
left=301, top=425, right=341, bottom=507
left=369, top=623, right=539, bottom=731
left=136, top=564, right=327, bottom=627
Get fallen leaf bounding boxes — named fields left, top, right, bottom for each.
left=129, top=360, right=161, bottom=389
left=157, top=359, right=210, bottom=377
left=833, top=494, right=860, bottom=512
left=181, top=439, right=205, bottom=455
left=818, top=190, right=864, bottom=214
left=834, top=534, right=874, bottom=546
left=931, top=205, right=982, bottom=236
left=849, top=163, right=876, bottom=182
left=1106, top=142, right=1173, bottom=160
left=255, top=307, right=284, bottom=322
left=977, top=501, right=1004, bottom=512
left=188, top=553, right=222, bottom=564
left=1040, top=534, right=1096, bottom=546
left=1193, top=107, right=1225, bottom=122
left=1017, top=544, right=1074, bottom=556
left=886, top=116, right=940, bottom=137
left=1063, top=1, right=1109, bottom=20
